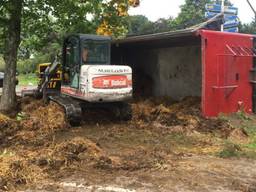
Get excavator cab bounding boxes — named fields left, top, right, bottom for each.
left=62, top=34, right=111, bottom=88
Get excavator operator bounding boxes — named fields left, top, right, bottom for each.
left=82, top=46, right=89, bottom=64
left=70, top=46, right=89, bottom=87
left=64, top=45, right=90, bottom=86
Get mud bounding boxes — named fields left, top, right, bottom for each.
left=0, top=97, right=255, bottom=191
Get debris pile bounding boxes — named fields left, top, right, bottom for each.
left=0, top=114, right=20, bottom=148
left=0, top=113, right=18, bottom=130
left=20, top=99, right=69, bottom=132
left=132, top=97, right=234, bottom=137
left=0, top=137, right=109, bottom=190
left=0, top=96, right=251, bottom=191
left=31, top=137, right=106, bottom=170
left=0, top=154, right=47, bottom=191
left=0, top=99, right=83, bottom=190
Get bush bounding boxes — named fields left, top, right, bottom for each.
left=0, top=53, right=52, bottom=74
left=17, top=54, right=51, bottom=74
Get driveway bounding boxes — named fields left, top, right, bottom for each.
left=0, top=85, right=37, bottom=96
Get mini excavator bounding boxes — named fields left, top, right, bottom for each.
left=22, top=34, right=133, bottom=125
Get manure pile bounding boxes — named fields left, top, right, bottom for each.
left=0, top=99, right=108, bottom=190
left=131, top=97, right=233, bottom=137
left=0, top=96, right=241, bottom=190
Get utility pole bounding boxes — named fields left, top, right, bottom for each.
left=246, top=0, right=256, bottom=22
left=221, top=0, right=225, bottom=31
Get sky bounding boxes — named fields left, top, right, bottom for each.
left=128, top=0, right=256, bottom=24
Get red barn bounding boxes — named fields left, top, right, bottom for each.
left=112, top=29, right=256, bottom=117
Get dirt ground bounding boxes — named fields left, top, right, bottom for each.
left=0, top=97, right=256, bottom=192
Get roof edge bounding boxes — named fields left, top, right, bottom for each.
left=112, top=29, right=198, bottom=44
left=112, top=13, right=225, bottom=45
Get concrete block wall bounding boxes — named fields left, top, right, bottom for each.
left=157, top=45, right=202, bottom=100
left=112, top=44, right=202, bottom=100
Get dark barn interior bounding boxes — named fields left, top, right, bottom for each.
left=111, top=30, right=202, bottom=100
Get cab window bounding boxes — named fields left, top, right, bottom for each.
left=65, top=37, right=80, bottom=68
left=82, top=40, right=110, bottom=65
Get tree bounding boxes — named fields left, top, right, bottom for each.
left=126, top=15, right=154, bottom=35
left=20, top=0, right=140, bottom=57
left=0, top=0, right=22, bottom=112
left=152, top=17, right=176, bottom=33
left=0, top=0, right=139, bottom=112
left=126, top=15, right=178, bottom=35
left=126, top=0, right=236, bottom=36
left=239, top=0, right=256, bottom=35
left=96, top=0, right=140, bottom=37
left=171, top=0, right=211, bottom=29
left=240, top=22, right=256, bottom=34
left=171, top=0, right=232, bottom=29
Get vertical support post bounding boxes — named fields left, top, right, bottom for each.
left=252, top=38, right=256, bottom=113
left=221, top=0, right=225, bottom=31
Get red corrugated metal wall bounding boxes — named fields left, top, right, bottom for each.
left=200, top=30, right=254, bottom=117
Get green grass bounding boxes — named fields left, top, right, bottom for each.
left=18, top=73, right=38, bottom=86
left=216, top=113, right=256, bottom=159
left=164, top=133, right=198, bottom=147
left=217, top=140, right=256, bottom=159
left=218, top=142, right=241, bottom=158
left=245, top=142, right=256, bottom=149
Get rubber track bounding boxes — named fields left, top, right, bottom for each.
left=49, top=95, right=82, bottom=125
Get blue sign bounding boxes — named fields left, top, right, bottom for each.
left=206, top=4, right=222, bottom=13
left=205, top=4, right=238, bottom=15
left=205, top=12, right=218, bottom=19
left=224, top=15, right=240, bottom=28
left=223, top=20, right=240, bottom=29
left=205, top=2, right=239, bottom=33
left=224, top=27, right=239, bottom=33
left=206, top=12, right=239, bottom=21
left=224, top=6, right=238, bottom=15
left=225, top=15, right=238, bottom=21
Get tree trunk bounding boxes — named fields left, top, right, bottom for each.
left=0, top=0, right=22, bottom=112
